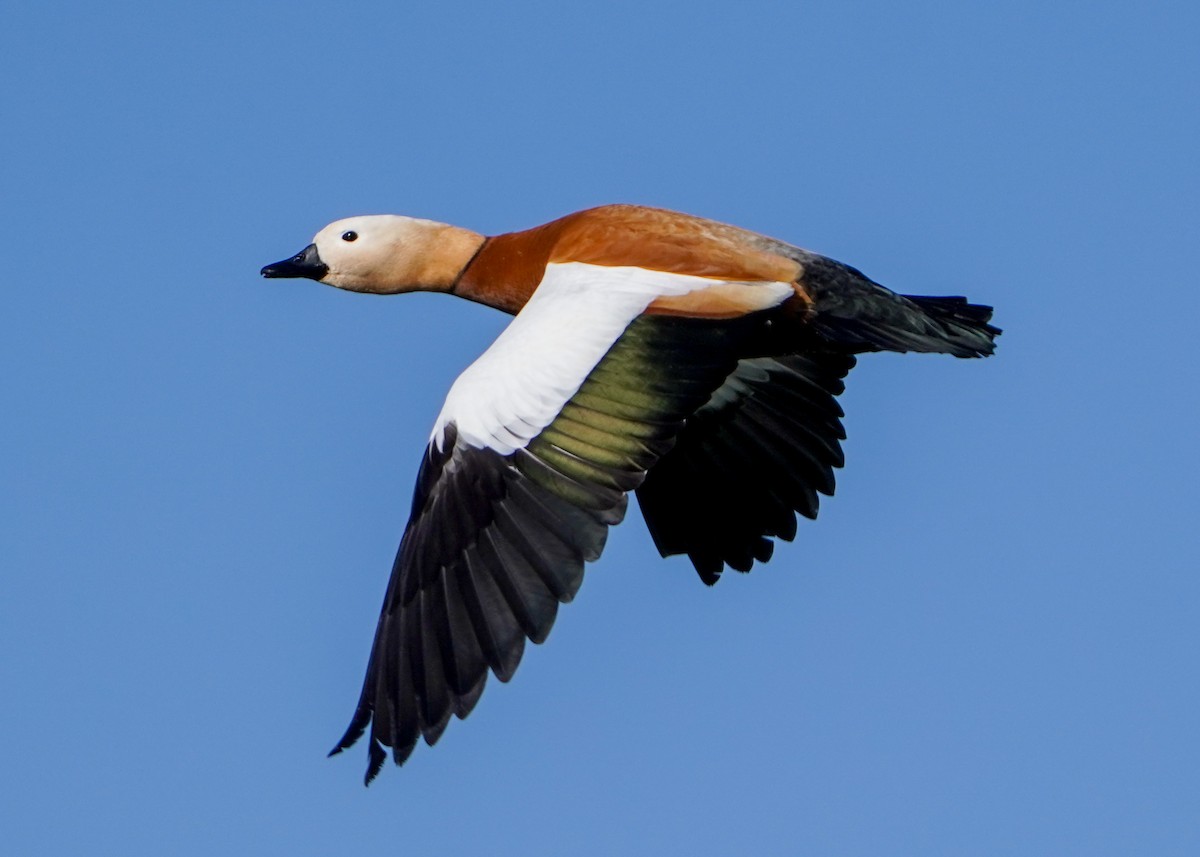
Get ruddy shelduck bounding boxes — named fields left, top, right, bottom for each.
left=262, top=203, right=999, bottom=783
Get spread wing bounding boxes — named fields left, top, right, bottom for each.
left=330, top=263, right=792, bottom=782
left=637, top=350, right=856, bottom=584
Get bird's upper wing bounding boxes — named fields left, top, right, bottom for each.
left=331, top=262, right=793, bottom=782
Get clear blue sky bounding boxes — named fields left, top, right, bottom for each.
left=3, top=1, right=1197, bottom=854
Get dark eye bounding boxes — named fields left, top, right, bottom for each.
left=341, top=230, right=358, bottom=242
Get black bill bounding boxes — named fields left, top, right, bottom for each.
left=261, top=243, right=329, bottom=281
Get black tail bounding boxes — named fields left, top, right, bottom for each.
left=896, top=294, right=1000, bottom=357
left=797, top=254, right=1000, bottom=358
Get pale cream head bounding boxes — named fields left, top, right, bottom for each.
left=301, top=215, right=485, bottom=295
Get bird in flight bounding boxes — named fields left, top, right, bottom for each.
left=262, top=204, right=999, bottom=783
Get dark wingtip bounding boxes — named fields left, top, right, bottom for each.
left=329, top=706, right=370, bottom=761
left=690, top=553, right=723, bottom=586
left=364, top=741, right=387, bottom=787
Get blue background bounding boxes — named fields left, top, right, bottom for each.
left=4, top=1, right=1197, bottom=854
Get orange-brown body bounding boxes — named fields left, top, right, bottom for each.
left=454, top=205, right=811, bottom=318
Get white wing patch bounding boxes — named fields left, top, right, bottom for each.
left=432, top=263, right=792, bottom=454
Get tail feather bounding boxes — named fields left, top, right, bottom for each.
left=796, top=254, right=1001, bottom=358
left=898, top=294, right=1000, bottom=357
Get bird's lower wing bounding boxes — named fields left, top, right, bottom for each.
left=333, top=264, right=789, bottom=783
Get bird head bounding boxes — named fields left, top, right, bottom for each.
left=261, top=215, right=483, bottom=295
